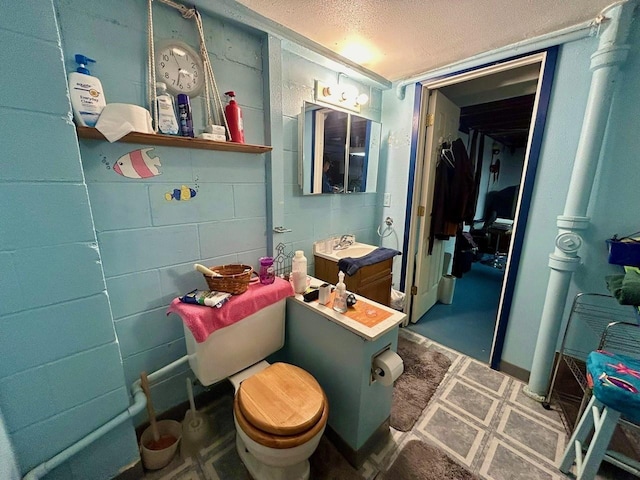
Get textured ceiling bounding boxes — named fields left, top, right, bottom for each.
left=234, top=0, right=614, bottom=81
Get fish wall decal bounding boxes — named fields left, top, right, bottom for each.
left=113, top=148, right=161, bottom=179
left=165, top=185, right=197, bottom=201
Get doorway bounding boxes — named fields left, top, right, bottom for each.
left=402, top=50, right=558, bottom=368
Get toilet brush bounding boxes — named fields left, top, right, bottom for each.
left=181, top=377, right=212, bottom=458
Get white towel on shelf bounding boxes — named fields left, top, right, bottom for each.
left=95, top=103, right=154, bottom=142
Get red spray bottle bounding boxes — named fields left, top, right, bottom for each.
left=224, top=91, right=245, bottom=143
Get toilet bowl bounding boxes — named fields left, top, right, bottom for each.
left=177, top=293, right=327, bottom=479
left=230, top=362, right=328, bottom=480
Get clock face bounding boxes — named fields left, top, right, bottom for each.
left=155, top=41, right=204, bottom=97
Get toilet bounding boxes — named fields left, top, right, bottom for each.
left=181, top=298, right=328, bottom=480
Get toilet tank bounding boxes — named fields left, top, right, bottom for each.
left=183, top=299, right=286, bottom=386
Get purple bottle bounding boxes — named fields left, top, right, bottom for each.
left=259, top=257, right=275, bottom=285
left=177, top=94, right=194, bottom=137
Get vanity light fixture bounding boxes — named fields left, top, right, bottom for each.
left=315, top=80, right=368, bottom=113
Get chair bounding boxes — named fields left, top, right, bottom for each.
left=469, top=209, right=498, bottom=255
left=559, top=321, right=640, bottom=480
left=470, top=185, right=519, bottom=268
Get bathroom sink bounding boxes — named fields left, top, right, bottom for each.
left=334, top=245, right=377, bottom=259
left=314, top=241, right=378, bottom=262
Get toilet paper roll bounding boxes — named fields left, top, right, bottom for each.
left=95, top=103, right=154, bottom=142
left=438, top=274, right=456, bottom=305
left=372, top=350, right=404, bottom=386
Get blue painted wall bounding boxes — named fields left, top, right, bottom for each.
left=502, top=38, right=597, bottom=368
left=378, top=86, right=416, bottom=287
left=380, top=19, right=640, bottom=371
left=4, top=1, right=635, bottom=478
left=277, top=49, right=384, bottom=271
left=56, top=0, right=271, bottom=425
left=0, top=0, right=384, bottom=478
left=0, top=1, right=137, bottom=478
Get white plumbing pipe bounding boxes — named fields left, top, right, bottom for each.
left=525, top=0, right=637, bottom=400
left=22, top=355, right=189, bottom=480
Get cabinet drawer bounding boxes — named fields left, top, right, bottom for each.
left=352, top=258, right=392, bottom=286
left=356, top=274, right=392, bottom=307
left=314, top=255, right=393, bottom=307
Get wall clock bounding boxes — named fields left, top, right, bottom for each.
left=155, top=40, right=204, bottom=97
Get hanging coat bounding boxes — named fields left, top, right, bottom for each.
left=428, top=138, right=475, bottom=254
left=448, top=138, right=475, bottom=223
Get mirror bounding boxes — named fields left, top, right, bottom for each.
left=298, top=102, right=381, bottom=195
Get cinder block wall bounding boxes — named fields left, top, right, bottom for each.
left=0, top=1, right=137, bottom=478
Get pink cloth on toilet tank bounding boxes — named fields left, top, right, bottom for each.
left=167, top=277, right=294, bottom=343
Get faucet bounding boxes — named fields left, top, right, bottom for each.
left=334, top=234, right=355, bottom=250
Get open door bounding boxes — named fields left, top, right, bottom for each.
left=401, top=50, right=558, bottom=367
left=409, top=90, right=461, bottom=324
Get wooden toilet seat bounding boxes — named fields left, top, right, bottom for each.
left=234, top=362, right=328, bottom=449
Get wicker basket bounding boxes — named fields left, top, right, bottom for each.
left=203, top=264, right=253, bottom=295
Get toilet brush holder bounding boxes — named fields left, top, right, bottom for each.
left=140, top=420, right=182, bottom=470
left=181, top=378, right=212, bottom=459
left=139, top=372, right=181, bottom=470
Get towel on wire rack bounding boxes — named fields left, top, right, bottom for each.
left=337, top=247, right=401, bottom=276
left=606, top=269, right=640, bottom=306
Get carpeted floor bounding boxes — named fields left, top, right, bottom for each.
left=142, top=328, right=634, bottom=480
left=377, top=440, right=479, bottom=480
left=408, top=261, right=503, bottom=363
left=391, top=336, right=451, bottom=431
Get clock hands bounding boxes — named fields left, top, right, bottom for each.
left=171, top=52, right=195, bottom=90
left=159, top=45, right=200, bottom=94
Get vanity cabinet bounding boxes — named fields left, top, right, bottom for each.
left=275, top=285, right=405, bottom=468
left=314, top=255, right=392, bottom=307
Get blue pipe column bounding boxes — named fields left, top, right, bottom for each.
left=524, top=0, right=637, bottom=401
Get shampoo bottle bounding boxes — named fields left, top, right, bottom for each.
left=68, top=54, right=106, bottom=127
left=333, top=271, right=348, bottom=314
left=224, top=91, right=245, bottom=143
left=156, top=82, right=179, bottom=135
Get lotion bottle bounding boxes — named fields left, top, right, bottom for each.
left=68, top=54, right=106, bottom=127
left=292, top=250, right=308, bottom=294
left=333, top=271, right=348, bottom=313
left=156, top=82, right=179, bottom=135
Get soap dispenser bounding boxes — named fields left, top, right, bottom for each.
left=68, top=54, right=106, bottom=127
left=333, top=271, right=348, bottom=314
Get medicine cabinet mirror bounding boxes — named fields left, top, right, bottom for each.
left=298, top=102, right=381, bottom=195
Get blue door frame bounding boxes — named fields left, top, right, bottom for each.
left=400, top=47, right=559, bottom=369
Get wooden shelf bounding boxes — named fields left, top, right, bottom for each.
left=76, top=127, right=272, bottom=154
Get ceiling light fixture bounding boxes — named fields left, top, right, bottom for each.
left=315, top=79, right=368, bottom=113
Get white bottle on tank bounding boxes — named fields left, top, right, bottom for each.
left=68, top=54, right=106, bottom=127
left=292, top=250, right=307, bottom=294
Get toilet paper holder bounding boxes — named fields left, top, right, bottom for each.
left=370, top=344, right=403, bottom=385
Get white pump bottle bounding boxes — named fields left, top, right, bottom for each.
left=68, top=54, right=106, bottom=127
left=333, top=271, right=348, bottom=313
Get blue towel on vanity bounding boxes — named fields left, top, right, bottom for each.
left=338, top=247, right=401, bottom=276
